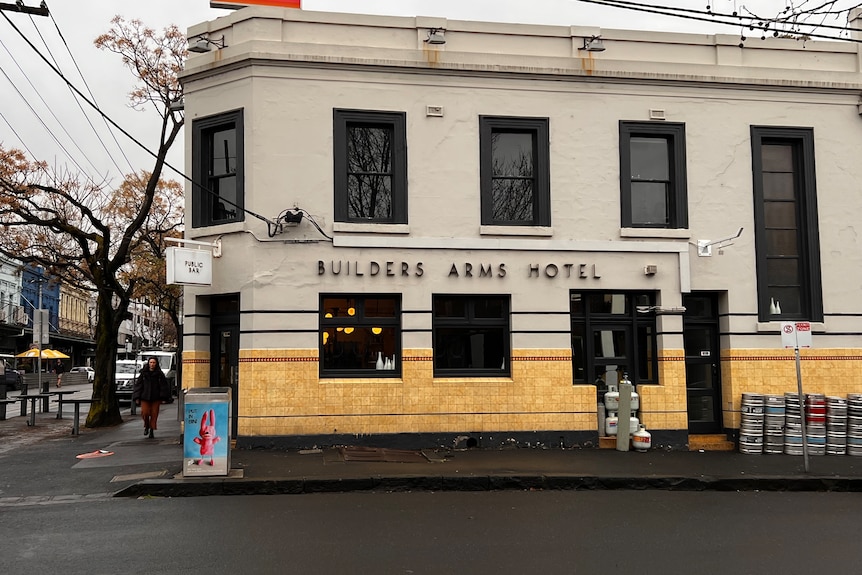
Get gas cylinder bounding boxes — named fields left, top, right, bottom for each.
left=605, top=412, right=619, bottom=436
left=629, top=414, right=640, bottom=432
left=632, top=424, right=652, bottom=452
left=604, top=384, right=620, bottom=411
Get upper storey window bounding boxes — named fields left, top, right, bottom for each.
left=334, top=110, right=407, bottom=224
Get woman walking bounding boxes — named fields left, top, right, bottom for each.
left=132, top=357, right=171, bottom=439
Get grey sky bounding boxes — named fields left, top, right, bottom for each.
left=0, top=1, right=853, bottom=184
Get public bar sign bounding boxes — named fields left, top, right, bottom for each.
left=781, top=321, right=812, bottom=349
left=211, top=0, right=301, bottom=8
left=166, top=246, right=213, bottom=286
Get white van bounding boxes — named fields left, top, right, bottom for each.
left=114, top=359, right=141, bottom=404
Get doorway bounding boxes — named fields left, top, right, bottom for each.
left=683, top=294, right=723, bottom=434
left=210, top=295, right=240, bottom=438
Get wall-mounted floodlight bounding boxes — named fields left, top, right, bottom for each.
left=188, top=35, right=226, bottom=53
left=697, top=227, right=743, bottom=257
left=425, top=28, right=446, bottom=45
left=582, top=35, right=606, bottom=52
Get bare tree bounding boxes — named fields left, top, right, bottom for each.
left=0, top=17, right=186, bottom=427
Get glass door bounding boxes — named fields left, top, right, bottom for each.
left=683, top=294, right=722, bottom=434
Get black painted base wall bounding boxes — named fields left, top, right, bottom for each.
left=236, top=429, right=691, bottom=451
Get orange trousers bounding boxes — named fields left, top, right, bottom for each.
left=140, top=400, right=162, bottom=430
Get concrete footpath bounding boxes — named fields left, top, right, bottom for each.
left=1, top=397, right=862, bottom=502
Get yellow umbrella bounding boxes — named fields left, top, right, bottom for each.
left=16, top=348, right=70, bottom=359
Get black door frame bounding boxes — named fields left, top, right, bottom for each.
left=210, top=295, right=240, bottom=438
left=683, top=293, right=723, bottom=434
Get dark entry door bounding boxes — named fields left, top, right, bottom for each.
left=210, top=295, right=240, bottom=438
left=683, top=294, right=722, bottom=434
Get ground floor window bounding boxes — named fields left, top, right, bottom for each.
left=320, top=294, right=400, bottom=376
left=433, top=294, right=510, bottom=377
left=570, top=291, right=657, bottom=395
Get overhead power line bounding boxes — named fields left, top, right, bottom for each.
left=0, top=2, right=48, bottom=17
left=576, top=0, right=862, bottom=43
left=0, top=9, right=278, bottom=229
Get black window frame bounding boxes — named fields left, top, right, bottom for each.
left=432, top=294, right=511, bottom=378
left=570, top=291, right=658, bottom=396
left=191, top=109, right=244, bottom=228
left=319, top=294, right=402, bottom=378
left=619, top=121, right=688, bottom=229
left=751, top=126, right=823, bottom=322
left=333, top=109, right=408, bottom=224
left=479, top=116, right=551, bottom=227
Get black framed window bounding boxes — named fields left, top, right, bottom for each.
left=751, top=126, right=822, bottom=321
left=433, top=295, right=510, bottom=377
left=192, top=110, right=244, bottom=228
left=320, top=294, right=401, bottom=377
left=619, top=121, right=687, bottom=229
left=570, top=292, right=657, bottom=396
left=333, top=110, right=407, bottom=223
left=480, top=116, right=550, bottom=226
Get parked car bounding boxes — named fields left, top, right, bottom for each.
left=115, top=360, right=141, bottom=404
left=2, top=360, right=22, bottom=391
left=68, top=366, right=95, bottom=383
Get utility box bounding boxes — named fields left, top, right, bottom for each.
left=183, top=387, right=231, bottom=477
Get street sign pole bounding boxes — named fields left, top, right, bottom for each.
left=782, top=321, right=812, bottom=473
left=794, top=345, right=809, bottom=473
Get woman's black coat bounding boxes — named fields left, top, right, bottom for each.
left=132, top=365, right=170, bottom=403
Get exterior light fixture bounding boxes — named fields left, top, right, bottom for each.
left=425, top=28, right=446, bottom=45
left=188, top=35, right=226, bottom=53
left=582, top=35, right=606, bottom=52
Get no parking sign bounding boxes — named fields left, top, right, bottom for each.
left=781, top=321, right=812, bottom=349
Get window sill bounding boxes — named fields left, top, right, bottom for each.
left=619, top=228, right=690, bottom=239
left=333, top=222, right=410, bottom=234
left=320, top=377, right=403, bottom=384
left=433, top=376, right=514, bottom=384
left=479, top=225, right=553, bottom=237
left=189, top=221, right=246, bottom=238
left=756, top=321, right=825, bottom=332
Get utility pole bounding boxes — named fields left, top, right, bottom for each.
left=31, top=276, right=49, bottom=411
left=0, top=3, right=50, bottom=17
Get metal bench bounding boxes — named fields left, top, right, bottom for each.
left=53, top=390, right=79, bottom=419
left=63, top=399, right=94, bottom=435
left=0, top=398, right=17, bottom=421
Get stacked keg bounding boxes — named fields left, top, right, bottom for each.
left=784, top=392, right=804, bottom=455
left=848, top=393, right=862, bottom=456
left=804, top=393, right=827, bottom=456
left=739, top=393, right=764, bottom=454
left=763, top=395, right=785, bottom=454
left=826, top=396, right=848, bottom=456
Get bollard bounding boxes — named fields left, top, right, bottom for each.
left=616, top=380, right=633, bottom=452
left=20, top=382, right=28, bottom=417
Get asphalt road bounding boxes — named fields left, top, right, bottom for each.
left=1, top=490, right=858, bottom=574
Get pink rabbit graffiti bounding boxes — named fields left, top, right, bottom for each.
left=193, top=409, right=221, bottom=466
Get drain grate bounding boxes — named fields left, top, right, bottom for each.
left=339, top=446, right=429, bottom=463
left=111, top=470, right=169, bottom=483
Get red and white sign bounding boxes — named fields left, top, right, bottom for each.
left=781, top=322, right=812, bottom=349
left=211, top=0, right=301, bottom=8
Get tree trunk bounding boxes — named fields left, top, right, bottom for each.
left=85, top=298, right=123, bottom=428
